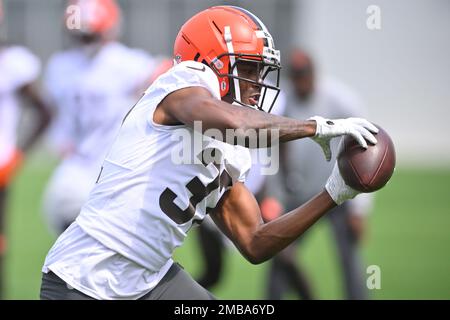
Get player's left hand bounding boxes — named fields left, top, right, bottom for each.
left=325, top=161, right=359, bottom=205
left=308, top=116, right=379, bottom=161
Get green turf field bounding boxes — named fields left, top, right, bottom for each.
left=4, top=158, right=450, bottom=299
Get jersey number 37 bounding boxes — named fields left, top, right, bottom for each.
left=159, top=148, right=232, bottom=224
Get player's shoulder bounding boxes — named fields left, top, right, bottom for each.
left=102, top=42, right=152, bottom=65
left=102, top=42, right=156, bottom=76
left=3, top=45, right=35, bottom=58
left=158, top=61, right=220, bottom=98
left=113, top=42, right=149, bottom=58
left=103, top=42, right=138, bottom=58
left=173, top=60, right=215, bottom=77
left=2, top=45, right=41, bottom=84
left=3, top=45, right=40, bottom=67
left=46, top=47, right=81, bottom=70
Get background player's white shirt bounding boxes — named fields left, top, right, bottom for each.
left=42, top=42, right=156, bottom=234
left=45, top=41, right=155, bottom=170
left=43, top=61, right=252, bottom=299
left=0, top=46, right=40, bottom=166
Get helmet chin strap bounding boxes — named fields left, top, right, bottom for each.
left=224, top=26, right=242, bottom=106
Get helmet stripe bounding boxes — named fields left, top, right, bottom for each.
left=226, top=6, right=265, bottom=31
left=226, top=6, right=273, bottom=49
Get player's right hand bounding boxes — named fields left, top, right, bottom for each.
left=308, top=116, right=379, bottom=161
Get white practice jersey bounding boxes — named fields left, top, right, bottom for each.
left=0, top=46, right=40, bottom=166
left=45, top=42, right=155, bottom=169
left=43, top=61, right=252, bottom=299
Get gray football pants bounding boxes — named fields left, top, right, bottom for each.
left=40, top=262, right=216, bottom=300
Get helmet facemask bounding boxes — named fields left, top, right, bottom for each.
left=209, top=25, right=281, bottom=113
left=214, top=54, right=281, bottom=113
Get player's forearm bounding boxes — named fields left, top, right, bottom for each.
left=176, top=95, right=316, bottom=146
left=246, top=190, right=336, bottom=264
left=213, top=99, right=317, bottom=144
left=168, top=88, right=317, bottom=145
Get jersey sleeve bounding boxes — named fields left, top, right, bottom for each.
left=201, top=136, right=252, bottom=188
left=149, top=61, right=221, bottom=99
left=145, top=61, right=221, bottom=128
left=226, top=145, right=252, bottom=185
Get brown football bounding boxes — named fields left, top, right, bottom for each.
left=337, top=125, right=396, bottom=192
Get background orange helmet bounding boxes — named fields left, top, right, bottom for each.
left=173, top=6, right=281, bottom=112
left=65, top=0, right=120, bottom=38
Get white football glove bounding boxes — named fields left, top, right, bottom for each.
left=308, top=116, right=379, bottom=161
left=325, top=161, right=359, bottom=205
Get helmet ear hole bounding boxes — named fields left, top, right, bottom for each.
left=221, top=62, right=234, bottom=102
left=220, top=79, right=228, bottom=94
left=209, top=57, right=232, bottom=98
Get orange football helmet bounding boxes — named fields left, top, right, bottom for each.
left=173, top=6, right=281, bottom=112
left=65, top=0, right=120, bottom=39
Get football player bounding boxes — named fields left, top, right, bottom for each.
left=42, top=0, right=156, bottom=235
left=0, top=0, right=51, bottom=298
left=40, top=6, right=378, bottom=300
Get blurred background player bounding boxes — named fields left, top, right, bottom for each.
left=262, top=48, right=374, bottom=300
left=42, top=0, right=157, bottom=235
left=0, top=0, right=51, bottom=298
